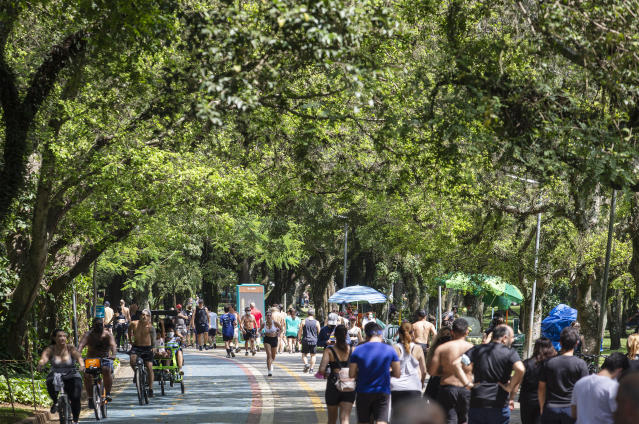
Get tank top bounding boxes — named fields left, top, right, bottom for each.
left=328, top=345, right=351, bottom=374
left=390, top=343, right=422, bottom=392
left=302, top=318, right=318, bottom=344
left=195, top=307, right=208, bottom=325
left=49, top=346, right=79, bottom=378
left=264, top=321, right=278, bottom=335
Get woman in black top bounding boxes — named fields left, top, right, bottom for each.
left=519, top=337, right=557, bottom=424
left=318, top=325, right=355, bottom=424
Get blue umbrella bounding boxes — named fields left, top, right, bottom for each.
left=328, top=285, right=387, bottom=304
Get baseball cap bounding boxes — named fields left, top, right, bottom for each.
left=176, top=304, right=182, bottom=309
left=327, top=313, right=339, bottom=326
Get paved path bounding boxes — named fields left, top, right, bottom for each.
left=76, top=347, right=522, bottom=423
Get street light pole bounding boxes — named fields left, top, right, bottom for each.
left=343, top=222, right=348, bottom=289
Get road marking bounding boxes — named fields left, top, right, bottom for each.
left=275, top=362, right=326, bottom=423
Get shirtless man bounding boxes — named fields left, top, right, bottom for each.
left=428, top=318, right=473, bottom=424
left=240, top=307, right=258, bottom=356
left=128, top=309, right=157, bottom=396
left=413, top=309, right=437, bottom=357
left=79, top=318, right=117, bottom=406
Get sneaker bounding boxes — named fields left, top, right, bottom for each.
left=106, top=393, right=112, bottom=402
left=303, top=364, right=309, bottom=373
left=50, top=404, right=58, bottom=414
left=199, top=345, right=203, bottom=351
left=268, top=370, right=272, bottom=377
left=213, top=343, right=217, bottom=349
left=226, top=353, right=231, bottom=358
left=148, top=389, right=154, bottom=398
left=252, top=350, right=256, bottom=356
left=231, top=351, right=235, bottom=358
left=245, top=351, right=249, bottom=356
left=308, top=367, right=314, bottom=374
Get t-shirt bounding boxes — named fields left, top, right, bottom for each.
left=350, top=341, right=399, bottom=394
left=465, top=343, right=522, bottom=408
left=285, top=316, right=301, bottom=337
left=251, top=308, right=262, bottom=326
left=540, top=355, right=589, bottom=408
left=571, top=374, right=618, bottom=424
left=220, top=313, right=236, bottom=338
left=208, top=312, right=218, bottom=329
left=519, top=358, right=544, bottom=404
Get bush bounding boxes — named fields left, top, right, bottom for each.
left=0, top=375, right=51, bottom=406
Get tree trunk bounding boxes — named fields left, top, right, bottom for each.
left=608, top=289, right=623, bottom=350
left=574, top=271, right=603, bottom=354
left=463, top=293, right=484, bottom=329
left=239, top=258, right=251, bottom=284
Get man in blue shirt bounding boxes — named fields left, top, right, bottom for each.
left=220, top=305, right=236, bottom=358
left=317, top=313, right=351, bottom=347
left=349, top=322, right=400, bottom=424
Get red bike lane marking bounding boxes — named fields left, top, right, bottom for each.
left=219, top=356, right=262, bottom=424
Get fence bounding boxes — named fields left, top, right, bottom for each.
left=0, top=357, right=41, bottom=418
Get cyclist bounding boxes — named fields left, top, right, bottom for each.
left=158, top=320, right=184, bottom=374
left=129, top=309, right=157, bottom=397
left=37, top=329, right=84, bottom=424
left=241, top=306, right=258, bottom=356
left=114, top=306, right=129, bottom=351
left=78, top=317, right=117, bottom=406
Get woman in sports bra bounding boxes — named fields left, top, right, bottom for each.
left=318, top=325, right=355, bottom=424
left=263, top=308, right=282, bottom=376
left=347, top=316, right=363, bottom=346
left=37, top=329, right=85, bottom=424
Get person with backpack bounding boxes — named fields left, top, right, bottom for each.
left=220, top=305, right=237, bottom=358
left=391, top=322, right=427, bottom=422
left=190, top=299, right=210, bottom=351
left=318, top=324, right=356, bottom=424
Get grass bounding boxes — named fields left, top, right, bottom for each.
left=0, top=405, right=33, bottom=424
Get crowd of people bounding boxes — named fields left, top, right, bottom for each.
left=35, top=298, right=639, bottom=424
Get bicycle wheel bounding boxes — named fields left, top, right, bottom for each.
left=143, top=370, right=149, bottom=404
left=160, top=371, right=165, bottom=396
left=180, top=379, right=185, bottom=394
left=58, top=396, right=69, bottom=424
left=135, top=368, right=144, bottom=406
left=93, top=382, right=102, bottom=420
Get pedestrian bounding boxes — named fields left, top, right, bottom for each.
left=276, top=304, right=287, bottom=354
left=240, top=306, right=258, bottom=356
left=299, top=308, right=321, bottom=373
left=103, top=301, right=114, bottom=334
left=463, top=325, right=525, bottom=424
left=263, top=308, right=282, bottom=376
left=318, top=324, right=355, bottom=424
left=428, top=318, right=473, bottom=424
left=191, top=299, right=210, bottom=351
left=348, top=315, right=363, bottom=346
left=220, top=305, right=236, bottom=358
left=348, top=322, right=400, bottom=424
left=614, top=371, right=639, bottom=424
left=482, top=313, right=505, bottom=344
left=539, top=327, right=589, bottom=424
left=570, top=352, right=629, bottom=424
left=229, top=304, right=240, bottom=352
left=319, top=313, right=351, bottom=347
left=250, top=302, right=263, bottom=351
left=286, top=308, right=301, bottom=354
left=413, top=309, right=437, bottom=357
left=424, top=327, right=453, bottom=400
left=520, top=337, right=557, bottom=424
left=362, top=311, right=376, bottom=329
left=208, top=306, right=218, bottom=349
left=390, top=322, right=427, bottom=423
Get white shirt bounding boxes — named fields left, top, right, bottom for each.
left=209, top=312, right=218, bottom=329
left=571, top=374, right=618, bottom=424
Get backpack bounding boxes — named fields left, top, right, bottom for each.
left=329, top=346, right=356, bottom=392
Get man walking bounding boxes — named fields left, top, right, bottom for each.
left=298, top=308, right=320, bottom=373
left=571, top=352, right=629, bottom=424
left=190, top=299, right=210, bottom=351
left=208, top=306, right=218, bottom=349
left=103, top=301, right=114, bottom=334
left=414, top=309, right=437, bottom=357
left=220, top=305, right=236, bottom=358
left=461, top=325, right=525, bottom=424
left=428, top=318, right=474, bottom=424
left=539, top=327, right=589, bottom=424
left=241, top=306, right=258, bottom=356
left=349, top=322, right=401, bottom=424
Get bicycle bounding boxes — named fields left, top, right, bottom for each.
left=576, top=352, right=607, bottom=374
left=84, top=358, right=110, bottom=420
left=53, top=373, right=72, bottom=424
left=152, top=341, right=185, bottom=395
left=131, top=353, right=150, bottom=405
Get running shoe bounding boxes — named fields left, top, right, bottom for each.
left=106, top=393, right=112, bottom=402
left=252, top=350, right=256, bottom=356
left=226, top=353, right=231, bottom=358
left=303, top=364, right=309, bottom=373
left=245, top=351, right=249, bottom=356
left=231, top=351, right=236, bottom=358
left=50, top=404, right=58, bottom=414
left=308, top=367, right=314, bottom=374
left=268, top=370, right=272, bottom=377
left=148, top=389, right=154, bottom=398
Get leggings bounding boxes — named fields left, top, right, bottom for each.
left=46, top=376, right=82, bottom=422
left=115, top=324, right=128, bottom=348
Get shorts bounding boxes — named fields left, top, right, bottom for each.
left=286, top=335, right=297, bottom=340
left=325, top=379, right=356, bottom=406
left=101, top=358, right=114, bottom=373
left=131, top=346, right=154, bottom=363
left=264, top=336, right=278, bottom=348
left=437, top=385, right=470, bottom=424
left=196, top=323, right=209, bottom=334
left=301, top=343, right=316, bottom=354
left=223, top=334, right=234, bottom=342
left=208, top=328, right=217, bottom=337
left=243, top=328, right=256, bottom=340
left=355, top=392, right=390, bottom=423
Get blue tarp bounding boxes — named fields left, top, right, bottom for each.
left=541, top=304, right=578, bottom=351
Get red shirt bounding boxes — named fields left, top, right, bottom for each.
left=250, top=308, right=262, bottom=326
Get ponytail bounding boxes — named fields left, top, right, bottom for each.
left=399, top=322, right=412, bottom=354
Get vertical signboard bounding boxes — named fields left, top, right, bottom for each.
left=236, top=284, right=265, bottom=342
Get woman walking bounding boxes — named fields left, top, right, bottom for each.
left=318, top=325, right=355, bottom=424
left=519, top=337, right=557, bottom=424
left=424, top=327, right=452, bottom=400
left=347, top=316, right=363, bottom=346
left=37, top=329, right=85, bottom=424
left=263, top=308, right=282, bottom=376
left=285, top=308, right=301, bottom=354
left=390, top=322, right=427, bottom=421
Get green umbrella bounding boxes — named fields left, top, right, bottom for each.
left=481, top=275, right=523, bottom=304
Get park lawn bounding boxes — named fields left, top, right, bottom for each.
left=0, top=405, right=33, bottom=424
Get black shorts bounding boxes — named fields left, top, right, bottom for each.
left=325, top=379, right=356, bottom=406
left=131, top=346, right=154, bottom=363
left=301, top=343, right=316, bottom=354
left=243, top=329, right=256, bottom=340
left=355, top=392, right=390, bottom=423
left=208, top=328, right=217, bottom=337
left=437, top=385, right=470, bottom=424
left=264, top=336, right=278, bottom=348
left=222, top=334, right=234, bottom=342
left=196, top=323, right=209, bottom=334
